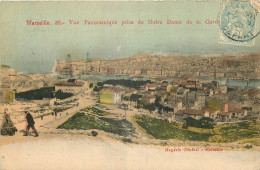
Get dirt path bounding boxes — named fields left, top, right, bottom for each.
left=0, top=88, right=97, bottom=146
left=99, top=104, right=154, bottom=139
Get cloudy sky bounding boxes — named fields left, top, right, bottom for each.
left=1, top=1, right=259, bottom=73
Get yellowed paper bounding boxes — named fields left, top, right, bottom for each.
left=0, top=1, right=260, bottom=169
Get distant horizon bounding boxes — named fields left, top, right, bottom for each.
left=2, top=51, right=259, bottom=74
left=57, top=51, right=260, bottom=62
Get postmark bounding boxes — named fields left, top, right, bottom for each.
left=218, top=1, right=260, bottom=47
left=249, top=0, right=260, bottom=13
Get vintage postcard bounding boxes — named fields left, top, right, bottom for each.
left=0, top=0, right=260, bottom=169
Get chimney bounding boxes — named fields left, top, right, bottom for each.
left=224, top=103, right=228, bottom=113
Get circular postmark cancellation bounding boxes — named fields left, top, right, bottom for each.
left=220, top=1, right=260, bottom=42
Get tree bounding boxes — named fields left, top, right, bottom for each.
left=183, top=117, right=200, bottom=128
left=93, top=86, right=100, bottom=92
left=130, top=94, right=142, bottom=101
left=207, top=100, right=222, bottom=111
left=54, top=90, right=73, bottom=99
left=199, top=117, right=214, bottom=129
left=182, top=120, right=188, bottom=129
left=154, top=96, right=161, bottom=106
left=97, top=82, right=103, bottom=86
left=163, top=106, right=174, bottom=113
left=182, top=116, right=214, bottom=129
left=146, top=104, right=155, bottom=114
left=136, top=100, right=142, bottom=109
left=157, top=105, right=163, bottom=115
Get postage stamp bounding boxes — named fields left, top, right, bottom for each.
left=218, top=0, right=260, bottom=47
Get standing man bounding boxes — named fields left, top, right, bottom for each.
left=23, top=111, right=39, bottom=137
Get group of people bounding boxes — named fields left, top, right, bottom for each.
left=1, top=109, right=39, bottom=137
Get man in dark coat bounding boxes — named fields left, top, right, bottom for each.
left=24, top=111, right=39, bottom=137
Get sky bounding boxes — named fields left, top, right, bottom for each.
left=0, top=1, right=260, bottom=73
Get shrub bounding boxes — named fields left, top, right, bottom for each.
left=121, top=138, right=133, bottom=143
left=91, top=131, right=98, bottom=136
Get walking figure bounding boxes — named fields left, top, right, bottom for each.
left=55, top=111, right=57, bottom=120
left=23, top=111, right=39, bottom=137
